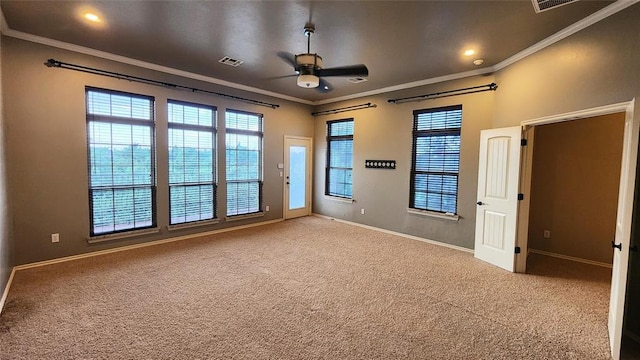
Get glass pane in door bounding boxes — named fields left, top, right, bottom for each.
left=289, top=145, right=306, bottom=210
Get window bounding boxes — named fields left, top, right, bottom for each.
left=86, top=88, right=156, bottom=235
left=168, top=100, right=216, bottom=225
left=325, top=119, right=354, bottom=198
left=225, top=110, right=263, bottom=216
left=410, top=105, right=462, bottom=214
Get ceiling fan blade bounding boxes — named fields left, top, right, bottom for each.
left=266, top=74, right=298, bottom=80
left=317, top=64, right=368, bottom=77
left=316, top=78, right=333, bottom=93
left=277, top=51, right=298, bottom=70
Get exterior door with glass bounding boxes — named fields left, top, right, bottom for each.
left=284, top=136, right=312, bottom=219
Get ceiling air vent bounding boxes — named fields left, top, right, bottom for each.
left=218, top=56, right=243, bottom=67
left=347, top=77, right=368, bottom=84
left=532, top=0, right=579, bottom=13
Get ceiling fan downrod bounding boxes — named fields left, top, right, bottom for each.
left=304, top=23, right=315, bottom=54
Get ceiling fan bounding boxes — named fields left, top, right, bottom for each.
left=277, top=23, right=369, bottom=93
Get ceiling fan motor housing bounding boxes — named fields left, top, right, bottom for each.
left=295, top=53, right=323, bottom=88
left=295, top=53, right=323, bottom=70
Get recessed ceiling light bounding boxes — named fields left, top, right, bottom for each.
left=76, top=7, right=106, bottom=28
left=84, top=13, right=101, bottom=22
left=473, top=59, right=484, bottom=66
left=464, top=49, right=476, bottom=56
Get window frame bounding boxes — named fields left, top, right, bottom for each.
left=325, top=118, right=354, bottom=199
left=409, top=105, right=462, bottom=215
left=225, top=109, right=264, bottom=217
left=167, top=99, right=218, bottom=225
left=85, top=86, right=157, bottom=236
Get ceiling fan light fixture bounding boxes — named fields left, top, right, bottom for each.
left=297, top=74, right=320, bottom=88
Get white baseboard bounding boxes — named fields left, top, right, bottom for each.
left=14, top=218, right=284, bottom=271
left=3, top=219, right=285, bottom=313
left=528, top=248, right=612, bottom=269
left=0, top=267, right=16, bottom=314
left=312, top=213, right=474, bottom=254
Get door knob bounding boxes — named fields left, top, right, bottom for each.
left=612, top=241, right=622, bottom=251
left=477, top=201, right=484, bottom=206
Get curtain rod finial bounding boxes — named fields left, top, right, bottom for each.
left=44, top=59, right=59, bottom=68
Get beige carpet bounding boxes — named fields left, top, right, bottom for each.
left=0, top=216, right=612, bottom=359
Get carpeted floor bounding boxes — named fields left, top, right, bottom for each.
left=0, top=216, right=613, bottom=359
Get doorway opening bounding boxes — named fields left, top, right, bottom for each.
left=525, top=113, right=625, bottom=269
left=513, top=100, right=637, bottom=360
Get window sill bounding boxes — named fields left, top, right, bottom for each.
left=87, top=227, right=161, bottom=244
left=324, top=195, right=355, bottom=204
left=225, top=212, right=265, bottom=222
left=407, top=209, right=460, bottom=221
left=167, top=218, right=221, bottom=231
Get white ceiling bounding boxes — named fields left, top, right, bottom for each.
left=0, top=0, right=625, bottom=104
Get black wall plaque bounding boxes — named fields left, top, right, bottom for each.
left=365, top=160, right=396, bottom=169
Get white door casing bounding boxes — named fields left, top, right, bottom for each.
left=515, top=101, right=636, bottom=360
left=284, top=136, right=312, bottom=219
left=474, top=126, right=522, bottom=272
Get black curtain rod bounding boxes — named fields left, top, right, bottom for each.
left=44, top=59, right=280, bottom=109
left=388, top=83, right=498, bottom=104
left=311, top=102, right=377, bottom=116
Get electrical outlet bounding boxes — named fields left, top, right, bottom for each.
left=266, top=205, right=270, bottom=212
left=361, top=208, right=365, bottom=215
left=51, top=233, right=60, bottom=243
left=543, top=230, right=551, bottom=239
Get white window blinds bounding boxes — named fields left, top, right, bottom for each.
left=86, top=88, right=156, bottom=235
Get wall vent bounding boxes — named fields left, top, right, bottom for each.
left=347, top=77, right=368, bottom=84
left=218, top=56, right=244, bottom=67
left=532, top=0, right=579, bottom=13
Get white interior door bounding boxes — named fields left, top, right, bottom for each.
left=474, top=126, right=522, bottom=272
left=608, top=106, right=638, bottom=360
left=284, top=136, right=312, bottom=219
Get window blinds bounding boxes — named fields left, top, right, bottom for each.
left=326, top=119, right=354, bottom=198
left=168, top=100, right=217, bottom=224
left=226, top=110, right=263, bottom=216
left=410, top=105, right=462, bottom=214
left=86, top=88, right=156, bottom=235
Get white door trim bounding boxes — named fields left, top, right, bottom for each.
left=516, top=99, right=637, bottom=360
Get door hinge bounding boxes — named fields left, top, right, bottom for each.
left=517, top=193, right=524, bottom=201
left=515, top=246, right=521, bottom=254
left=520, top=139, right=528, bottom=146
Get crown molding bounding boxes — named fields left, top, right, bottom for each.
left=0, top=7, right=9, bottom=35
left=1, top=26, right=314, bottom=106
left=313, top=66, right=495, bottom=105
left=493, top=0, right=639, bottom=72
left=0, top=1, right=634, bottom=106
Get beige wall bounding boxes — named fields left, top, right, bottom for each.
left=2, top=37, right=314, bottom=265
left=313, top=77, right=494, bottom=248
left=492, top=5, right=640, bottom=127
left=2, top=4, right=640, bottom=265
left=0, top=35, right=13, bottom=299
left=313, top=4, right=640, bottom=253
left=528, top=114, right=624, bottom=264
